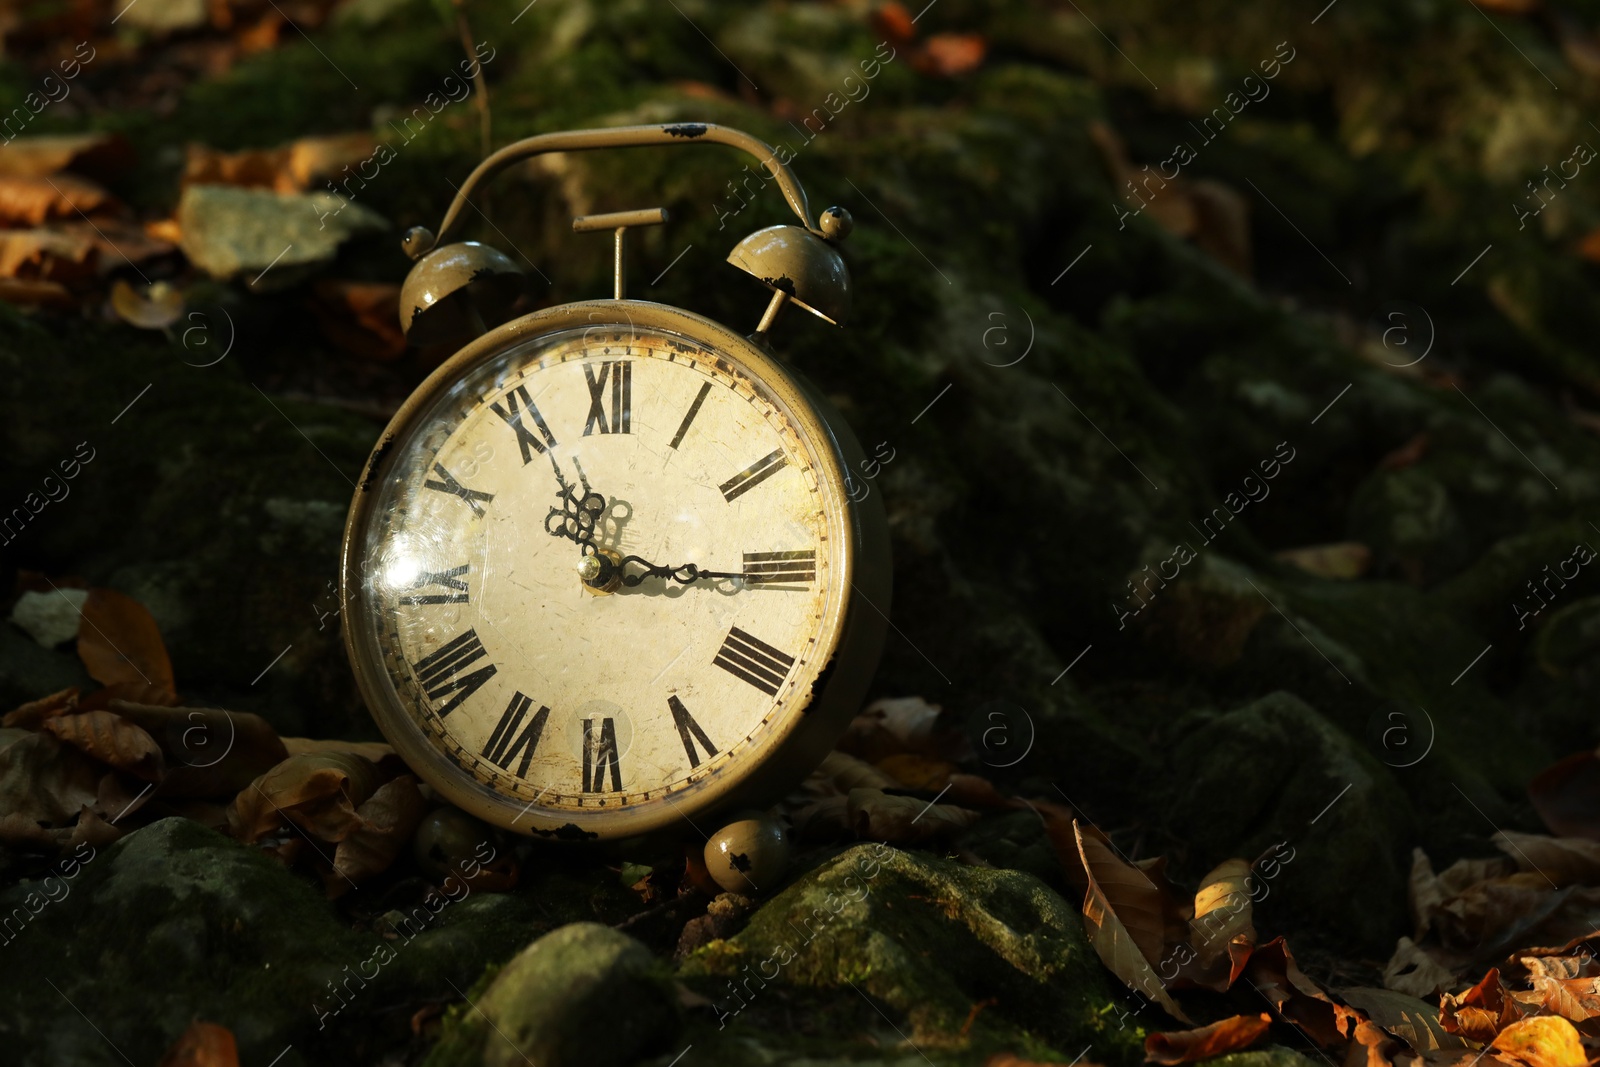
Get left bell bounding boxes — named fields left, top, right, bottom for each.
left=399, top=239, right=525, bottom=347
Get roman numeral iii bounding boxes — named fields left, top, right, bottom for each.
left=713, top=627, right=796, bottom=696
left=582, top=717, right=624, bottom=792
left=489, top=384, right=558, bottom=463
left=422, top=463, right=494, bottom=514
left=742, top=550, right=816, bottom=585
left=412, top=628, right=496, bottom=717
left=720, top=448, right=786, bottom=502
left=482, top=692, right=549, bottom=777
left=583, top=361, right=632, bottom=436
left=668, top=696, right=718, bottom=768
left=398, top=563, right=470, bottom=605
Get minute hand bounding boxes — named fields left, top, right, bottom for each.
left=615, top=556, right=743, bottom=587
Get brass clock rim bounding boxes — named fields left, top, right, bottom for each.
left=340, top=299, right=887, bottom=841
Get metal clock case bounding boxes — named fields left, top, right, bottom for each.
left=340, top=124, right=890, bottom=842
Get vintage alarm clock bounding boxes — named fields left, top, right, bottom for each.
left=340, top=124, right=891, bottom=841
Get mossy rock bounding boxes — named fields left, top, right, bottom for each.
left=676, top=844, right=1143, bottom=1065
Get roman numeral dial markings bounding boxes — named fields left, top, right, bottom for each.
left=668, top=381, right=713, bottom=450
left=583, top=361, right=632, bottom=435
left=668, top=696, right=718, bottom=768
left=489, top=384, right=557, bottom=462
left=423, top=464, right=493, bottom=514
left=398, top=563, right=469, bottom=605
left=742, top=550, right=816, bottom=585
left=720, top=449, right=787, bottom=502
left=412, top=628, right=496, bottom=717
left=713, top=628, right=796, bottom=696
left=582, top=718, right=623, bottom=792
left=482, top=692, right=549, bottom=777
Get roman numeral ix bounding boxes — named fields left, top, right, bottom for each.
left=713, top=627, right=796, bottom=696
left=489, top=384, right=558, bottom=463
left=412, top=628, right=496, bottom=717
left=582, top=717, right=623, bottom=792
left=583, top=361, right=632, bottom=436
left=398, top=563, right=470, bottom=605
left=423, top=463, right=494, bottom=515
left=720, top=448, right=787, bottom=502
left=668, top=695, right=718, bottom=768
left=742, top=550, right=816, bottom=585
left=482, top=692, right=549, bottom=777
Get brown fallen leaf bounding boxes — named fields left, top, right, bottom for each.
left=1490, top=1016, right=1585, bottom=1067
left=282, top=736, right=398, bottom=764
left=0, top=174, right=114, bottom=226
left=1340, top=987, right=1473, bottom=1054
left=914, top=33, right=986, bottom=77
left=0, top=132, right=135, bottom=181
left=0, top=229, right=98, bottom=285
left=1519, top=957, right=1600, bottom=1027
left=232, top=751, right=384, bottom=844
left=870, top=2, right=916, bottom=46
left=1246, top=937, right=1345, bottom=1046
left=874, top=753, right=1009, bottom=808
left=330, top=774, right=427, bottom=893
left=847, top=787, right=980, bottom=843
left=837, top=696, right=947, bottom=761
left=1384, top=936, right=1458, bottom=999
left=0, top=732, right=100, bottom=827
left=157, top=1020, right=239, bottom=1067
left=110, top=279, right=184, bottom=330
left=1275, top=542, right=1373, bottom=580
left=3, top=686, right=79, bottom=729
left=41, top=710, right=164, bottom=781
left=1145, top=1013, right=1271, bottom=1064
left=76, top=588, right=177, bottom=706
left=0, top=277, right=75, bottom=307
left=1075, top=820, right=1191, bottom=1022
left=110, top=702, right=286, bottom=798
left=183, top=132, right=377, bottom=194
left=803, top=750, right=899, bottom=796
left=60, top=218, right=177, bottom=273
left=1529, top=750, right=1600, bottom=842
left=311, top=279, right=406, bottom=360
left=1182, top=858, right=1255, bottom=990
left=1494, top=830, right=1600, bottom=887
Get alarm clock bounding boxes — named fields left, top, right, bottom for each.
left=339, top=123, right=891, bottom=841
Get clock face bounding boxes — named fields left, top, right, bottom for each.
left=344, top=312, right=855, bottom=838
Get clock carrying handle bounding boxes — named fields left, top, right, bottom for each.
left=408, top=123, right=817, bottom=259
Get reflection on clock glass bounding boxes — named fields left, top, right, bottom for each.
left=352, top=324, right=845, bottom=818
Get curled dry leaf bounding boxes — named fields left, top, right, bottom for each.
left=838, top=696, right=943, bottom=761
left=0, top=732, right=101, bottom=826
left=3, top=686, right=79, bottom=729
left=1384, top=936, right=1458, bottom=999
left=330, top=775, right=428, bottom=893
left=0, top=174, right=114, bottom=226
left=157, top=1019, right=239, bottom=1067
left=1145, top=1013, right=1271, bottom=1064
left=847, top=787, right=980, bottom=843
left=232, top=751, right=384, bottom=844
left=110, top=702, right=286, bottom=798
left=1494, top=831, right=1600, bottom=887
left=804, top=750, right=898, bottom=797
left=1074, top=820, right=1190, bottom=1023
left=1519, top=958, right=1600, bottom=1027
left=41, top=710, right=164, bottom=781
left=1529, top=751, right=1600, bottom=842
left=110, top=279, right=184, bottom=329
left=1246, top=937, right=1345, bottom=1046
left=76, top=588, right=177, bottom=706
left=1183, top=858, right=1255, bottom=990
left=311, top=279, right=405, bottom=360
left=1339, top=987, right=1473, bottom=1054
left=1490, top=1016, right=1586, bottom=1067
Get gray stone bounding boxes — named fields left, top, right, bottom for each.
left=9, top=588, right=85, bottom=649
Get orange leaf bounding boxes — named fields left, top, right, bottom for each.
left=1182, top=858, right=1256, bottom=990
left=0, top=174, right=114, bottom=226
left=2, top=686, right=79, bottom=729
left=158, top=1020, right=239, bottom=1067
left=1075, top=820, right=1191, bottom=1022
left=870, top=2, right=915, bottom=45
left=1490, top=1016, right=1586, bottom=1067
left=41, top=710, right=164, bottom=781
left=76, top=589, right=176, bottom=703
left=111, top=702, right=286, bottom=798
left=915, top=33, right=987, bottom=77
left=1245, top=937, right=1345, bottom=1046
left=231, top=751, right=383, bottom=844
left=1145, top=1013, right=1271, bottom=1065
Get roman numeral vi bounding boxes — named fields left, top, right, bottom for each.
left=582, top=717, right=623, bottom=792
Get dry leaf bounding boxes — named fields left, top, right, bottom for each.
left=874, top=753, right=1009, bottom=807
left=1384, top=937, right=1457, bottom=999
left=1275, top=542, right=1373, bottom=580
left=110, top=702, right=286, bottom=798
left=1145, top=1014, right=1271, bottom=1064
left=3, top=686, right=79, bottom=729
left=804, top=750, right=899, bottom=797
left=183, top=133, right=376, bottom=194
left=0, top=174, right=113, bottom=226
left=330, top=775, right=427, bottom=892
left=282, top=736, right=397, bottom=763
left=1493, top=831, right=1600, bottom=887
left=0, top=732, right=100, bottom=826
left=232, top=751, right=383, bottom=844
left=1075, top=820, right=1191, bottom=1022
left=1441, top=970, right=1527, bottom=1043
left=1491, top=1017, right=1585, bottom=1067
left=870, top=2, right=916, bottom=45
left=838, top=696, right=944, bottom=761
left=0, top=277, right=74, bottom=307
left=846, top=787, right=980, bottom=843
left=915, top=33, right=986, bottom=77
left=41, top=710, right=164, bottom=781
left=110, top=279, right=184, bottom=329
left=1519, top=960, right=1600, bottom=1026
left=1246, top=937, right=1345, bottom=1046
left=0, top=229, right=98, bottom=285
left=76, top=588, right=177, bottom=705
left=1184, top=858, right=1255, bottom=990
left=0, top=132, right=135, bottom=180
left=1340, top=987, right=1473, bottom=1054
left=311, top=279, right=405, bottom=360
left=1530, top=752, right=1600, bottom=842
left=157, top=1020, right=239, bottom=1067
